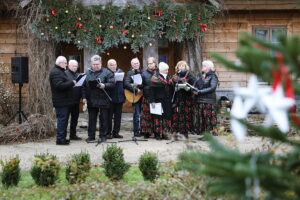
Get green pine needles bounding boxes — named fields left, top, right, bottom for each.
left=102, top=144, right=130, bottom=181
left=1, top=156, right=21, bottom=188
left=139, top=152, right=159, bottom=182
left=178, top=33, right=300, bottom=200
left=30, top=153, right=60, bottom=186
left=66, top=152, right=91, bottom=184
left=31, top=0, right=218, bottom=53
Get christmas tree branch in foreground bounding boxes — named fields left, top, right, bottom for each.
left=178, top=32, right=300, bottom=200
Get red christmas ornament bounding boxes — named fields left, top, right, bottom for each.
left=198, top=17, right=201, bottom=21
left=77, top=17, right=81, bottom=21
left=199, top=24, right=207, bottom=31
left=175, top=36, right=179, bottom=40
left=45, top=18, right=50, bottom=22
left=157, top=10, right=163, bottom=16
left=184, top=18, right=188, bottom=22
left=76, top=22, right=83, bottom=28
left=50, top=8, right=56, bottom=16
left=83, top=29, right=87, bottom=33
left=272, top=53, right=300, bottom=125
left=95, top=36, right=102, bottom=43
left=122, top=29, right=128, bottom=34
left=124, top=23, right=128, bottom=27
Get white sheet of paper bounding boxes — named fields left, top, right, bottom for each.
left=150, top=103, right=163, bottom=115
left=131, top=74, right=142, bottom=85
left=115, top=72, right=124, bottom=81
left=75, top=75, right=86, bottom=87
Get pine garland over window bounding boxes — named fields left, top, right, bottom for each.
left=30, top=0, right=219, bottom=53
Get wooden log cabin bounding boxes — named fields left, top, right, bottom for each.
left=204, top=0, right=300, bottom=101
left=0, top=0, right=299, bottom=114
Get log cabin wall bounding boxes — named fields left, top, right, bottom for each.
left=0, top=16, right=28, bottom=102
left=202, top=0, right=300, bottom=100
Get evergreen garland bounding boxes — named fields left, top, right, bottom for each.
left=30, top=0, right=218, bottom=53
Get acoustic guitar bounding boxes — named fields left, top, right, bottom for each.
left=124, top=89, right=143, bottom=103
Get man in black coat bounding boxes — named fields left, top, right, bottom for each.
left=65, top=60, right=82, bottom=140
left=107, top=59, right=125, bottom=139
left=82, top=55, right=115, bottom=143
left=49, top=56, right=76, bottom=145
left=124, top=58, right=143, bottom=137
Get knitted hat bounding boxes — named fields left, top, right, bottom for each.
left=158, top=62, right=169, bottom=72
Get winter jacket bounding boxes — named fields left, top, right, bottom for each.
left=109, top=68, right=126, bottom=104
left=124, top=68, right=142, bottom=93
left=65, top=69, right=82, bottom=105
left=151, top=73, right=173, bottom=119
left=194, top=71, right=218, bottom=104
left=172, top=70, right=195, bottom=101
left=82, top=67, right=115, bottom=108
left=141, top=69, right=155, bottom=100
left=49, top=65, right=74, bottom=107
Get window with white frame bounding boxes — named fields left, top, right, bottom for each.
left=253, top=26, right=287, bottom=82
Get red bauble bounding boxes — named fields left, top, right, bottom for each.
left=122, top=29, right=128, bottom=34
left=50, top=8, right=56, bottom=16
left=76, top=22, right=83, bottom=28
left=77, top=17, right=81, bottom=21
left=198, top=17, right=201, bottom=21
left=95, top=36, right=102, bottom=43
left=175, top=36, right=179, bottom=40
left=83, top=29, right=87, bottom=33
left=184, top=18, right=188, bottom=22
left=45, top=18, right=50, bottom=22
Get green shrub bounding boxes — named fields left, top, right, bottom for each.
left=30, top=153, right=60, bottom=186
left=102, top=144, right=130, bottom=181
left=139, top=152, right=159, bottom=182
left=1, top=156, right=20, bottom=188
left=66, top=152, right=91, bottom=184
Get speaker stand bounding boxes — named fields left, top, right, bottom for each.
left=5, top=83, right=27, bottom=126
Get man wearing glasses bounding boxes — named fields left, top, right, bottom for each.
left=49, top=56, right=76, bottom=145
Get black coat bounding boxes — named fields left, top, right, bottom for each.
left=172, top=71, right=195, bottom=101
left=82, top=67, right=115, bottom=108
left=109, top=68, right=126, bottom=104
left=151, top=73, right=173, bottom=119
left=49, top=65, right=74, bottom=107
left=194, top=71, right=218, bottom=104
left=65, top=70, right=82, bottom=105
left=124, top=68, right=142, bottom=93
left=141, top=69, right=155, bottom=100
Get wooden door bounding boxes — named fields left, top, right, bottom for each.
left=58, top=43, right=84, bottom=73
left=158, top=41, right=176, bottom=76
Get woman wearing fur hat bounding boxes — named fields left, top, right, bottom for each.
left=193, top=60, right=219, bottom=135
left=171, top=60, right=195, bottom=139
left=150, top=62, right=173, bottom=140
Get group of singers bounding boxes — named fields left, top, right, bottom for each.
left=49, top=55, right=219, bottom=145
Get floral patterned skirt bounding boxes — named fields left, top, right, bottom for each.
left=153, top=115, right=171, bottom=136
left=193, top=103, right=218, bottom=135
left=172, top=100, right=194, bottom=135
left=140, top=97, right=154, bottom=135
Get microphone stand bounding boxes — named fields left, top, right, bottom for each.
left=118, top=81, right=147, bottom=145
left=97, top=78, right=112, bottom=101
left=171, top=75, right=180, bottom=103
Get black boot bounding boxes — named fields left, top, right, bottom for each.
left=107, top=134, right=113, bottom=139
left=113, top=133, right=123, bottom=138
left=154, top=132, right=161, bottom=140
